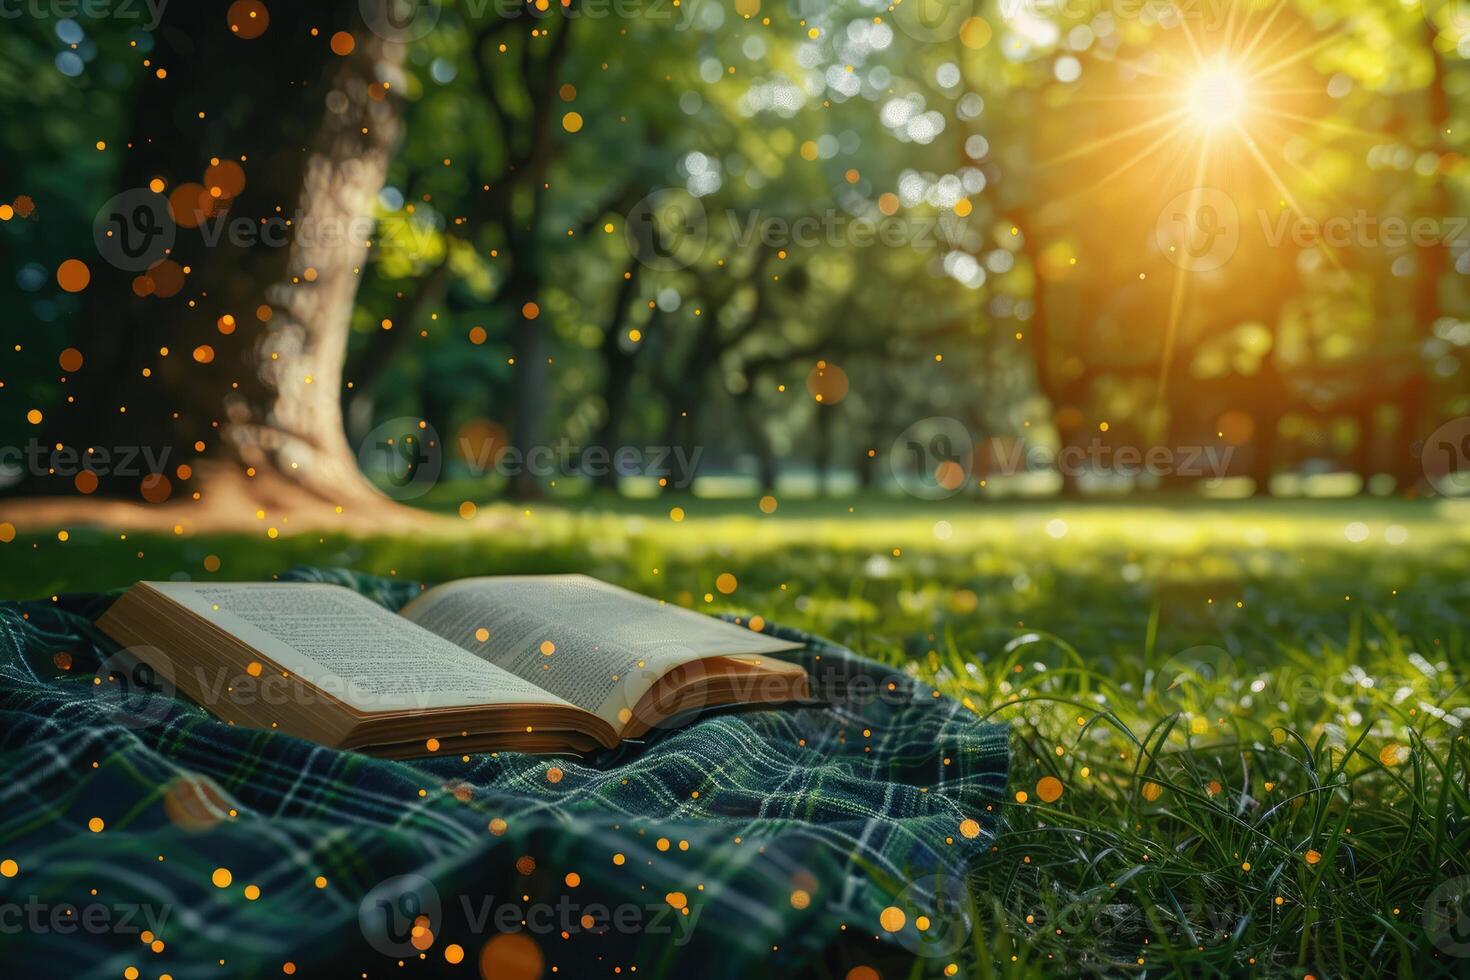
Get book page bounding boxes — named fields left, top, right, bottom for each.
left=400, top=575, right=801, bottom=728
left=145, top=582, right=574, bottom=714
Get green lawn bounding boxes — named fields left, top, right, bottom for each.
left=8, top=496, right=1470, bottom=975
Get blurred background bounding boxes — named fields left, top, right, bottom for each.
left=0, top=0, right=1468, bottom=535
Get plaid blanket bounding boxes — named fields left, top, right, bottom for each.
left=0, top=568, right=1008, bottom=978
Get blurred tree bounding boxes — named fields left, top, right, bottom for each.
left=5, top=0, right=1466, bottom=510
left=17, top=0, right=407, bottom=513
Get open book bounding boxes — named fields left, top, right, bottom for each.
left=96, top=576, right=807, bottom=758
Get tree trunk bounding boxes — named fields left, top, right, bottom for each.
left=657, top=372, right=702, bottom=486
left=590, top=264, right=644, bottom=490
left=1391, top=26, right=1450, bottom=494
left=346, top=253, right=455, bottom=442
left=1012, top=213, right=1086, bottom=498
left=734, top=391, right=778, bottom=493
left=813, top=407, right=834, bottom=496
left=1350, top=402, right=1376, bottom=490
left=853, top=446, right=874, bottom=490
left=1249, top=417, right=1281, bottom=497
left=36, top=1, right=405, bottom=513
left=474, top=23, right=573, bottom=499
left=507, top=273, right=549, bottom=498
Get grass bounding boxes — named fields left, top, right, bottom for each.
left=6, top=494, right=1470, bottom=976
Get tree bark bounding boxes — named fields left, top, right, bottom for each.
left=31, top=0, right=406, bottom=513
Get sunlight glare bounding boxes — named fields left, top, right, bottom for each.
left=1186, top=66, right=1249, bottom=127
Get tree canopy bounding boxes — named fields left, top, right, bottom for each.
left=1, top=0, right=1466, bottom=508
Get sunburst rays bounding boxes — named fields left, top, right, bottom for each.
left=1031, top=1, right=1356, bottom=433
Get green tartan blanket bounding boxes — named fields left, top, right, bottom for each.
left=0, top=568, right=1008, bottom=978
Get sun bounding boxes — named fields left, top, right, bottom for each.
left=1025, top=0, right=1352, bottom=435
left=1186, top=65, right=1250, bottom=128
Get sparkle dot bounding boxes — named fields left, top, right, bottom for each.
left=57, top=259, right=91, bottom=292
